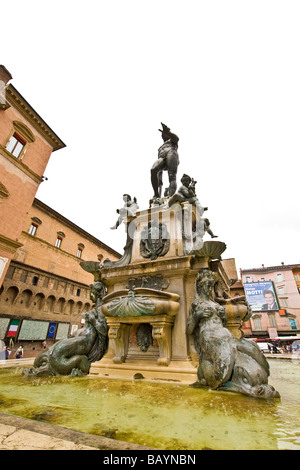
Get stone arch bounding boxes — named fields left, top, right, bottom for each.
left=56, top=297, right=66, bottom=314
left=18, top=289, right=33, bottom=308
left=65, top=299, right=75, bottom=315
left=75, top=301, right=83, bottom=315
left=83, top=302, right=92, bottom=313
left=45, top=295, right=56, bottom=313
left=3, top=286, right=19, bottom=305
left=33, top=293, right=46, bottom=310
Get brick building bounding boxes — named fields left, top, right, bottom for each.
left=0, top=66, right=121, bottom=356
left=0, top=65, right=65, bottom=287
left=0, top=198, right=120, bottom=355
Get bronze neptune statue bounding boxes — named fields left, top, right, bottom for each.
left=151, top=123, right=179, bottom=198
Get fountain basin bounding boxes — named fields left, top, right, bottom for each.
left=0, top=359, right=299, bottom=450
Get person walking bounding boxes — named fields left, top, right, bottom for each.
left=15, top=345, right=23, bottom=359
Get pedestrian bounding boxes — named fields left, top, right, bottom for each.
left=5, top=347, right=11, bottom=360
left=15, top=345, right=23, bottom=359
left=42, top=340, right=47, bottom=350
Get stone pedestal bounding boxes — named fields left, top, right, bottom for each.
left=106, top=315, right=175, bottom=366
left=85, top=203, right=245, bottom=382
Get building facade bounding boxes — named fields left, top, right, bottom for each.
left=0, top=65, right=65, bottom=287
left=241, top=263, right=300, bottom=340
left=0, top=198, right=120, bottom=356
left=0, top=65, right=121, bottom=355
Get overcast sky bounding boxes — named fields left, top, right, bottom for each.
left=2, top=1, right=300, bottom=275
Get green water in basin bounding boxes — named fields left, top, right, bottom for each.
left=0, top=359, right=299, bottom=450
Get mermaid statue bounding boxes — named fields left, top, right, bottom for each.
left=23, top=282, right=108, bottom=377
left=187, top=269, right=280, bottom=399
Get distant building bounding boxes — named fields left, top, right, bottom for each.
left=241, top=263, right=300, bottom=340
left=0, top=65, right=65, bottom=287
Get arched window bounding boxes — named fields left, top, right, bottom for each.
left=55, top=231, right=65, bottom=248
left=28, top=217, right=42, bottom=236
left=5, top=121, right=35, bottom=160
left=77, top=243, right=84, bottom=258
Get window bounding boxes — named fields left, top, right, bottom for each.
left=277, top=273, right=284, bottom=282
left=76, top=288, right=81, bottom=296
left=277, top=286, right=285, bottom=295
left=280, top=298, right=289, bottom=308
left=28, top=223, right=38, bottom=236
left=77, top=243, right=84, bottom=258
left=31, top=276, right=39, bottom=286
left=253, top=317, right=262, bottom=330
left=245, top=276, right=252, bottom=283
left=28, top=217, right=42, bottom=236
left=5, top=132, right=26, bottom=158
left=289, top=318, right=298, bottom=330
left=55, top=231, right=65, bottom=249
left=269, top=314, right=277, bottom=328
left=55, top=236, right=62, bottom=248
left=294, top=274, right=300, bottom=282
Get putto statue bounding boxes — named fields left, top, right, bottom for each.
left=151, top=123, right=179, bottom=199
left=168, top=174, right=218, bottom=238
left=111, top=194, right=139, bottom=230
left=23, top=282, right=109, bottom=377
left=187, top=269, right=280, bottom=399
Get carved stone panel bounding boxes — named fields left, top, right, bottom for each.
left=140, top=221, right=170, bottom=260
left=126, top=275, right=169, bottom=291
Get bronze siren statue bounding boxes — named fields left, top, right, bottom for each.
left=23, top=282, right=109, bottom=377
left=187, top=269, right=280, bottom=399
left=151, top=123, right=179, bottom=198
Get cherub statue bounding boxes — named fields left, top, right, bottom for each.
left=168, top=174, right=218, bottom=238
left=168, top=174, right=205, bottom=212
left=111, top=194, right=139, bottom=230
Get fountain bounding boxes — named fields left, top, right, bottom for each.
left=24, top=123, right=279, bottom=400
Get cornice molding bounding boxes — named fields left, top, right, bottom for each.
left=5, top=84, right=66, bottom=152
left=241, top=265, right=291, bottom=274
left=0, top=145, right=43, bottom=184
left=0, top=233, right=23, bottom=254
